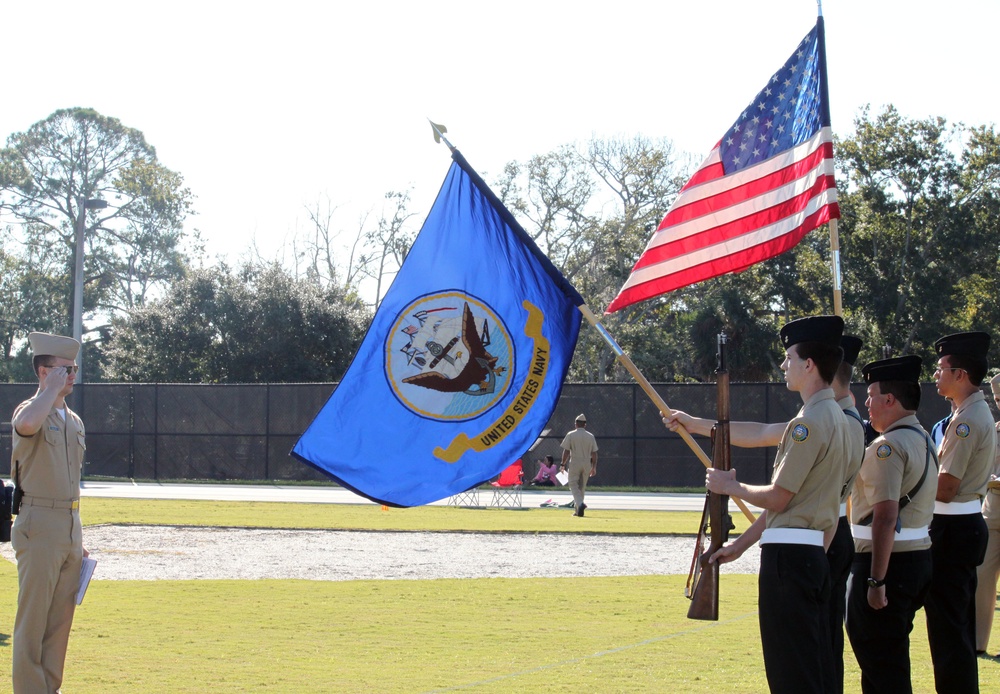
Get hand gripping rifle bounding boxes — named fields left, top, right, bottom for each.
left=686, top=332, right=734, bottom=621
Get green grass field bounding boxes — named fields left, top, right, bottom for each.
left=1, top=499, right=998, bottom=692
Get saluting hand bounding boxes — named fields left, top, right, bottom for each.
left=41, top=366, right=69, bottom=392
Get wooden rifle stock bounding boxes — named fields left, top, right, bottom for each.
left=687, top=333, right=734, bottom=621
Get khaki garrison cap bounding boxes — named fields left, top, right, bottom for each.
left=28, top=332, right=80, bottom=361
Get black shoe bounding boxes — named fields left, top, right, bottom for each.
left=578, top=504, right=586, bottom=517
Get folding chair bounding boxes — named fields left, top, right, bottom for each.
left=447, top=484, right=481, bottom=507
left=489, top=460, right=523, bottom=508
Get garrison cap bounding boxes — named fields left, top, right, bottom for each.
left=27, top=332, right=80, bottom=361
left=841, top=335, right=863, bottom=366
left=990, top=372, right=1000, bottom=398
left=934, top=331, right=990, bottom=359
left=862, top=355, right=922, bottom=384
left=576, top=413, right=587, bottom=423
left=779, top=315, right=844, bottom=349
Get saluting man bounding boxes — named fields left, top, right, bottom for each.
left=10, top=332, right=88, bottom=694
left=845, top=355, right=936, bottom=694
left=926, top=331, right=994, bottom=693
left=701, top=316, right=850, bottom=694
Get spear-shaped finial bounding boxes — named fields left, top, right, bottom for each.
left=428, top=119, right=455, bottom=151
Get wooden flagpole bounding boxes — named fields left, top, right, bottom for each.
left=578, top=304, right=757, bottom=524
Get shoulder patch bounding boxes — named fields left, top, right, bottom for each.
left=791, top=424, right=810, bottom=442
left=956, top=423, right=971, bottom=438
left=876, top=443, right=893, bottom=459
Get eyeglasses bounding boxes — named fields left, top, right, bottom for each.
left=933, top=366, right=965, bottom=375
left=42, top=364, right=79, bottom=374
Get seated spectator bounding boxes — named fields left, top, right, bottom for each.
left=530, top=455, right=559, bottom=486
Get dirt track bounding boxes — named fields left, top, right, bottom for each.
left=3, top=525, right=762, bottom=581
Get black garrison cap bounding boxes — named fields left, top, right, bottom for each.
left=934, top=332, right=990, bottom=359
left=862, top=355, right=922, bottom=384
left=780, top=315, right=844, bottom=349
left=841, top=335, right=863, bottom=366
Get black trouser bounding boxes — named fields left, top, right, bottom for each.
left=826, top=517, right=854, bottom=694
left=759, top=543, right=834, bottom=694
left=926, top=512, right=989, bottom=694
left=846, top=549, right=932, bottom=694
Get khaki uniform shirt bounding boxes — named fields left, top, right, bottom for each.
left=850, top=414, right=936, bottom=553
left=839, top=398, right=867, bottom=505
left=938, top=391, right=995, bottom=502
left=982, top=421, right=1000, bottom=529
left=766, top=388, right=849, bottom=533
left=560, top=427, right=598, bottom=471
left=11, top=400, right=85, bottom=502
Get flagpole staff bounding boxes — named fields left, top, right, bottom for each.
left=577, top=304, right=757, bottom=524
left=815, top=1, right=843, bottom=317
left=829, top=218, right=843, bottom=317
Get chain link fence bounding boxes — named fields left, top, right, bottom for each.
left=1, top=382, right=956, bottom=487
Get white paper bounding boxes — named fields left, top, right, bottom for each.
left=76, top=556, right=97, bottom=605
left=555, top=470, right=569, bottom=486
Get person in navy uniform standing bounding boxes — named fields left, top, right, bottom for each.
left=846, top=355, right=936, bottom=693
left=701, top=316, right=850, bottom=693
left=926, top=331, right=994, bottom=693
left=665, top=333, right=864, bottom=693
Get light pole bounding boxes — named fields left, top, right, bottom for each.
left=73, top=197, right=108, bottom=382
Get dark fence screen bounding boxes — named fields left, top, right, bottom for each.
left=0, top=382, right=959, bottom=486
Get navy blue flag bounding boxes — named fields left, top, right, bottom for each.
left=292, top=150, right=583, bottom=507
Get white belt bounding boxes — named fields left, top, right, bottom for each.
left=851, top=524, right=929, bottom=541
left=760, top=528, right=824, bottom=546
left=839, top=502, right=847, bottom=518
left=934, top=500, right=982, bottom=515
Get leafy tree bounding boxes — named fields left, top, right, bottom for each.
left=835, top=106, right=1000, bottom=372
left=0, top=108, right=194, bottom=342
left=100, top=261, right=371, bottom=383
left=0, top=233, right=69, bottom=381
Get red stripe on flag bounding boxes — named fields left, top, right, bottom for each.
left=605, top=203, right=839, bottom=312
left=681, top=159, right=725, bottom=191
left=634, top=174, right=837, bottom=271
left=663, top=143, right=834, bottom=228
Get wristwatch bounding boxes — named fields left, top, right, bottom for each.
left=866, top=577, right=885, bottom=588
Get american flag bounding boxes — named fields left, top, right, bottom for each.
left=606, top=19, right=839, bottom=313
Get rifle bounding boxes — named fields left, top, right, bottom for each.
left=686, top=332, right=734, bottom=621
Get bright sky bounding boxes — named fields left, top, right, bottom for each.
left=4, top=0, right=997, bottom=284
